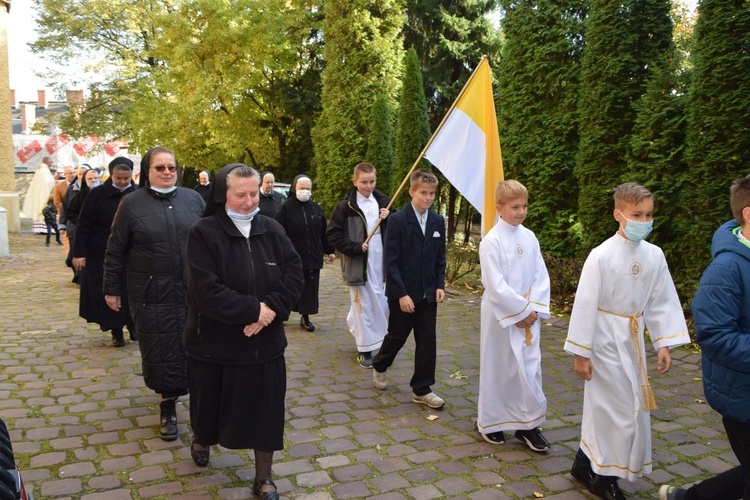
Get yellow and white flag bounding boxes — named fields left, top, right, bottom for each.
left=424, top=57, right=504, bottom=236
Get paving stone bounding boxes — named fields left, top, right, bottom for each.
left=80, top=490, right=134, bottom=500
left=87, top=475, right=123, bottom=489
left=40, top=478, right=83, bottom=497
left=138, top=481, right=184, bottom=498
left=58, top=461, right=97, bottom=477
left=296, top=471, right=333, bottom=487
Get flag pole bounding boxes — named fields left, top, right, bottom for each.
left=364, top=55, right=489, bottom=245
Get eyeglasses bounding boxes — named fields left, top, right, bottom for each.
left=152, top=165, right=177, bottom=172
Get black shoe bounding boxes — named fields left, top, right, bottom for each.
left=357, top=351, right=373, bottom=368
left=127, top=326, right=137, bottom=341
left=474, top=421, right=505, bottom=444
left=571, top=456, right=596, bottom=491
left=300, top=315, right=315, bottom=332
left=45, top=242, right=50, bottom=247
left=190, top=437, right=210, bottom=467
left=159, top=399, right=178, bottom=441
left=253, top=478, right=280, bottom=500
left=591, top=475, right=627, bottom=500
left=111, top=329, right=125, bottom=347
left=515, top=428, right=550, bottom=452
left=56, top=239, right=63, bottom=245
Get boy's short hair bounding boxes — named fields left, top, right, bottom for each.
left=353, top=162, right=376, bottom=180
left=410, top=169, right=438, bottom=189
left=613, top=182, right=653, bottom=209
left=730, top=175, right=750, bottom=225
left=495, top=180, right=528, bottom=205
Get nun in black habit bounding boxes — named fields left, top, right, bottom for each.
left=274, top=174, right=335, bottom=332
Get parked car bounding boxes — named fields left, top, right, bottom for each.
left=0, top=418, right=33, bottom=500
left=273, top=182, right=291, bottom=200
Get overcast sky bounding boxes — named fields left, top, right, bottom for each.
left=7, top=0, right=700, bottom=104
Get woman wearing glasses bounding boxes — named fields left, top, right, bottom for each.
left=104, top=146, right=205, bottom=443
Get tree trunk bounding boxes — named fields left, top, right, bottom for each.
left=447, top=185, right=458, bottom=241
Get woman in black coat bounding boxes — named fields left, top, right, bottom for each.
left=184, top=164, right=303, bottom=498
left=103, top=146, right=205, bottom=442
left=274, top=174, right=335, bottom=331
left=72, top=158, right=136, bottom=347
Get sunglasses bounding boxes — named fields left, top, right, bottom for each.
left=152, top=165, right=177, bottom=172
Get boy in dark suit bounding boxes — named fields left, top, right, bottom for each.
left=372, top=169, right=447, bottom=409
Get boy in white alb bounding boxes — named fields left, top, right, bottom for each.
left=565, top=183, right=690, bottom=500
left=476, top=180, right=552, bottom=452
left=327, top=163, right=390, bottom=367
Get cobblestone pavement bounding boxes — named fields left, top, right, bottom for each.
left=0, top=233, right=737, bottom=499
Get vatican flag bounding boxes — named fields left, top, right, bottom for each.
left=424, top=57, right=504, bottom=236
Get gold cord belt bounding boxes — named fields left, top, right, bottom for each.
left=597, top=308, right=657, bottom=411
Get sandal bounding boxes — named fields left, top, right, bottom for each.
left=190, top=438, right=209, bottom=467
left=252, top=478, right=279, bottom=500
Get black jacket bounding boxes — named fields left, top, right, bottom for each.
left=327, top=188, right=390, bottom=286
left=103, top=186, right=205, bottom=395
left=274, top=177, right=334, bottom=270
left=42, top=202, right=57, bottom=224
left=258, top=190, right=283, bottom=218
left=385, top=204, right=446, bottom=302
left=184, top=210, right=303, bottom=365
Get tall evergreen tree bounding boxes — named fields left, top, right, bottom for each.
left=627, top=1, right=691, bottom=288
left=392, top=48, right=431, bottom=205
left=496, top=0, right=586, bottom=256
left=312, top=0, right=404, bottom=212
left=575, top=0, right=674, bottom=253
left=365, top=95, right=395, bottom=191
left=680, top=0, right=750, bottom=284
left=404, top=0, right=500, bottom=127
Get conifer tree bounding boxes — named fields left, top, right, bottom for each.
left=576, top=0, right=674, bottom=253
left=392, top=48, right=431, bottom=205
left=312, top=0, right=404, bottom=212
left=496, top=0, right=586, bottom=256
left=365, top=95, right=395, bottom=192
left=681, top=0, right=750, bottom=283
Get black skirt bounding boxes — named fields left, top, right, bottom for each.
left=188, top=356, right=286, bottom=451
left=294, top=268, right=320, bottom=315
left=78, top=255, right=132, bottom=331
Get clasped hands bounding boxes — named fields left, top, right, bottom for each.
left=243, top=302, right=276, bottom=337
left=515, top=310, right=538, bottom=329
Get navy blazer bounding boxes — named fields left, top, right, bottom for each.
left=385, top=203, right=446, bottom=302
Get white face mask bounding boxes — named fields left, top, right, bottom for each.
left=296, top=189, right=311, bottom=202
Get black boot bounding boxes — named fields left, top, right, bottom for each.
left=127, top=325, right=137, bottom=341
left=159, top=398, right=179, bottom=441
left=111, top=329, right=125, bottom=347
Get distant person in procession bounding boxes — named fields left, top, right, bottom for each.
left=274, top=174, right=335, bottom=332
left=258, top=171, right=284, bottom=218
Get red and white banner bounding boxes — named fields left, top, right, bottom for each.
left=73, top=135, right=100, bottom=156
left=16, top=140, right=42, bottom=163
left=45, top=134, right=70, bottom=155
left=104, top=139, right=128, bottom=156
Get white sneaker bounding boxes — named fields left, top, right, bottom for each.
left=373, top=370, right=388, bottom=390
left=412, top=392, right=445, bottom=409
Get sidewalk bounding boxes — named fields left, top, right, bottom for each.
left=0, top=233, right=736, bottom=499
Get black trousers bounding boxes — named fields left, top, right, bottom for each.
left=45, top=222, right=60, bottom=244
left=372, top=297, right=436, bottom=396
left=687, top=416, right=750, bottom=499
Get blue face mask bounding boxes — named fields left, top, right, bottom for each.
left=618, top=211, right=653, bottom=242
left=227, top=206, right=260, bottom=221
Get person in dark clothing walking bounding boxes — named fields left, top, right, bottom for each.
left=275, top=174, right=335, bottom=332
left=72, top=158, right=137, bottom=347
left=184, top=163, right=303, bottom=499
left=104, top=146, right=205, bottom=442
left=42, top=196, right=62, bottom=247
left=194, top=171, right=211, bottom=202
left=258, top=170, right=284, bottom=217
